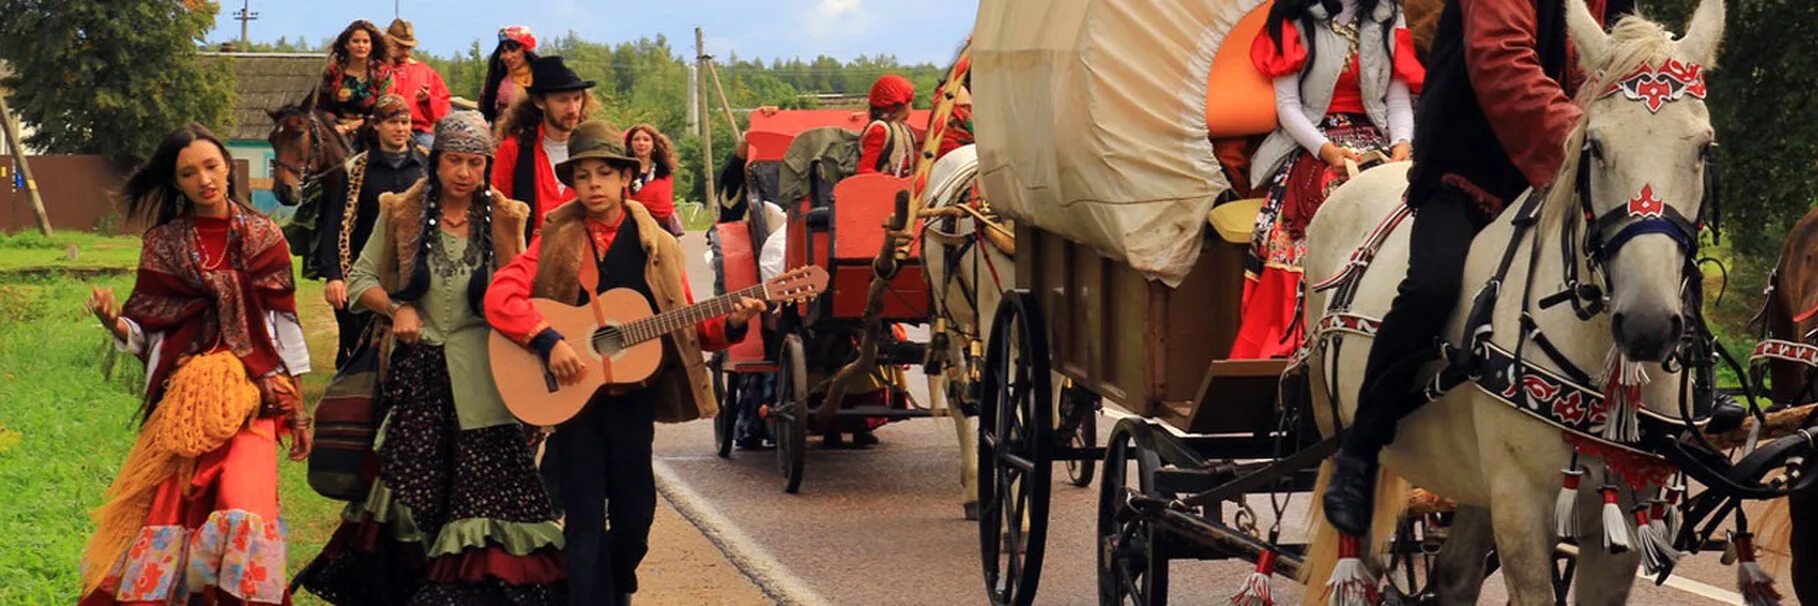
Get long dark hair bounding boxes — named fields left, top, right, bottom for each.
left=480, top=41, right=539, bottom=124
left=390, top=151, right=496, bottom=315
left=331, top=20, right=390, bottom=68
left=1265, top=0, right=1398, bottom=86
left=122, top=123, right=246, bottom=228
left=624, top=124, right=676, bottom=179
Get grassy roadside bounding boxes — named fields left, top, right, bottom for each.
left=0, top=234, right=341, bottom=604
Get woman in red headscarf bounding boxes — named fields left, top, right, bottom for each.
left=479, top=25, right=540, bottom=125
left=858, top=74, right=919, bottom=177
left=79, top=123, right=312, bottom=605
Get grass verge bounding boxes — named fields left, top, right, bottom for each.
left=0, top=235, right=341, bottom=604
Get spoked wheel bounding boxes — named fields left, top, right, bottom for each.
left=1061, top=384, right=1099, bottom=488
left=771, top=334, right=809, bottom=493
left=977, top=291, right=1053, bottom=606
left=1098, top=422, right=1168, bottom=606
left=712, top=356, right=736, bottom=459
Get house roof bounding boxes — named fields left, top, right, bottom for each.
left=201, top=52, right=325, bottom=141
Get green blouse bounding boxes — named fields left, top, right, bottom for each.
left=347, top=211, right=516, bottom=430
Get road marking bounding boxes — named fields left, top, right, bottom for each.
left=653, top=459, right=832, bottom=606
left=1646, top=571, right=1744, bottom=604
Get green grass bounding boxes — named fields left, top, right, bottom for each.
left=0, top=247, right=342, bottom=604
left=0, top=231, right=143, bottom=275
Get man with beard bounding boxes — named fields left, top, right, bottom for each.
left=494, top=55, right=597, bottom=240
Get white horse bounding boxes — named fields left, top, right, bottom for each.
left=1299, top=1, right=1725, bottom=603
left=921, top=144, right=1014, bottom=519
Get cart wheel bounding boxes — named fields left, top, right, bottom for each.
left=1098, top=421, right=1168, bottom=606
left=772, top=334, right=809, bottom=493
left=977, top=291, right=1053, bottom=606
left=712, top=358, right=736, bottom=459
left=1061, top=385, right=1099, bottom=487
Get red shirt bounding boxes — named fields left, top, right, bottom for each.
left=390, top=59, right=452, bottom=134
left=1463, top=0, right=1607, bottom=188
left=1250, top=25, right=1427, bottom=116
left=484, top=215, right=736, bottom=351
left=857, top=121, right=916, bottom=177
left=493, top=123, right=577, bottom=236
left=627, top=173, right=676, bottom=221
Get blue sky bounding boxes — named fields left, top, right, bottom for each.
left=207, top=0, right=978, bottom=64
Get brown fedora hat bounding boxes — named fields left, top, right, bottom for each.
left=555, top=121, right=640, bottom=187
left=385, top=18, right=417, bottom=48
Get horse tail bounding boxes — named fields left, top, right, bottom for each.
left=1299, top=461, right=1413, bottom=592
left=1753, top=496, right=1795, bottom=579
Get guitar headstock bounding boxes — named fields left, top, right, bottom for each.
left=762, top=266, right=828, bottom=304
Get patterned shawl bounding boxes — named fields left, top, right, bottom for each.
left=122, top=208, right=298, bottom=413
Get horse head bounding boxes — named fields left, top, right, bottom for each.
left=1558, top=0, right=1724, bottom=362
left=265, top=90, right=349, bottom=207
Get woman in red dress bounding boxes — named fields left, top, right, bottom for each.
left=1230, top=0, right=1424, bottom=359
left=624, top=123, right=684, bottom=236
left=80, top=123, right=312, bottom=605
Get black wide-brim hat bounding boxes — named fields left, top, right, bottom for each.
left=526, top=56, right=596, bottom=94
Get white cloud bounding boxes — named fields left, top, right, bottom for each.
left=804, top=0, right=872, bottom=41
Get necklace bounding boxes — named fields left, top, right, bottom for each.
left=442, top=208, right=470, bottom=229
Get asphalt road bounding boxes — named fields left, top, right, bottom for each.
left=657, top=231, right=1788, bottom=605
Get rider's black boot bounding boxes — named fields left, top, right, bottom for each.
left=1323, top=450, right=1379, bottom=537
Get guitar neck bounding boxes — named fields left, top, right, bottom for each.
left=612, top=284, right=768, bottom=346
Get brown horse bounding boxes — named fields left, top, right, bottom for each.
left=265, top=91, right=352, bottom=275
left=265, top=91, right=351, bottom=208
left=1751, top=205, right=1818, bottom=604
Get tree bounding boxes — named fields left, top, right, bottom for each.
left=0, top=0, right=234, bottom=161
left=1634, top=0, right=1817, bottom=260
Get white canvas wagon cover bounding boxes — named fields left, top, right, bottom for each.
left=972, top=0, right=1268, bottom=286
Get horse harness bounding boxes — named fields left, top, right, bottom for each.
left=1304, top=136, right=1816, bottom=564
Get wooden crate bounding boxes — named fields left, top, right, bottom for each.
left=1016, top=224, right=1283, bottom=434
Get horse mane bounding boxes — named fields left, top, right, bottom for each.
left=1537, top=14, right=1685, bottom=233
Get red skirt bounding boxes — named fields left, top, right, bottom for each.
left=81, top=419, right=293, bottom=605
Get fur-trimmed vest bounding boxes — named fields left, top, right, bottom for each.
left=370, top=179, right=531, bottom=294
left=528, top=200, right=717, bottom=424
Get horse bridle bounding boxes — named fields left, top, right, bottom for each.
left=272, top=107, right=331, bottom=203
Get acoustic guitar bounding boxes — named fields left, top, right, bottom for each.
left=490, top=266, right=827, bottom=426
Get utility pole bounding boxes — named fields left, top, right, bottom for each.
left=687, top=64, right=700, bottom=135
left=696, top=27, right=715, bottom=207
left=0, top=93, right=51, bottom=236
left=234, top=0, right=259, bottom=48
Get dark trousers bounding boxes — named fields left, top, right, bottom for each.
left=332, top=307, right=372, bottom=369
left=1345, top=186, right=1492, bottom=458
left=548, top=392, right=657, bottom=605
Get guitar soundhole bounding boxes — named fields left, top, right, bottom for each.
left=591, top=327, right=625, bottom=357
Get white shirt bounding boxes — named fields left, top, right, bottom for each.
left=115, top=312, right=311, bottom=393
left=542, top=134, right=569, bottom=194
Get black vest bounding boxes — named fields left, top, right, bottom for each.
left=1406, top=0, right=1633, bottom=209
left=515, top=130, right=541, bottom=244
left=580, top=215, right=657, bottom=309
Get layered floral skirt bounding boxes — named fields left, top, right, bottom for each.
left=295, top=344, right=564, bottom=605
left=1232, top=114, right=1386, bottom=360
left=81, top=415, right=292, bottom=605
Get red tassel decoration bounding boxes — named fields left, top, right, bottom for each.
left=1230, top=549, right=1276, bottom=606
left=1734, top=532, right=1783, bottom=606
left=1601, top=351, right=1646, bottom=443
left=1555, top=467, right=1584, bottom=540
left=1663, top=484, right=1686, bottom=541
left=1324, top=534, right=1379, bottom=606
left=1633, top=504, right=1680, bottom=575
left=1600, top=485, right=1633, bottom=554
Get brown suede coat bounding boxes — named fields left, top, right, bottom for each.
left=371, top=179, right=530, bottom=293
left=527, top=200, right=718, bottom=423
